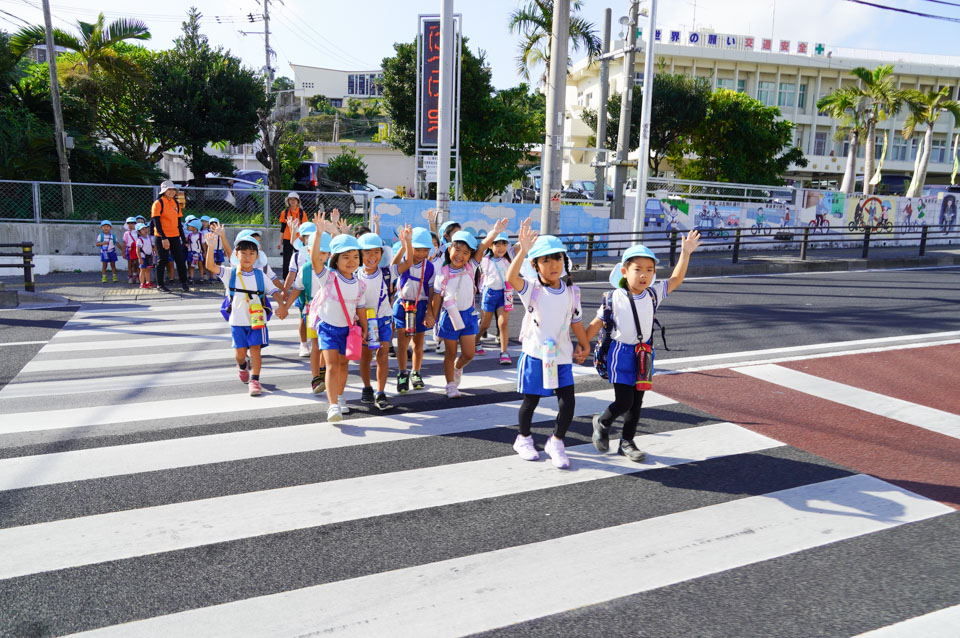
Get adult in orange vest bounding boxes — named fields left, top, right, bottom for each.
left=150, top=180, right=189, bottom=293
left=278, top=191, right=308, bottom=279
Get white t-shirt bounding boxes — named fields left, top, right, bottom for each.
left=288, top=250, right=303, bottom=274
left=359, top=268, right=391, bottom=318
left=263, top=264, right=281, bottom=285
left=123, top=229, right=137, bottom=250
left=186, top=231, right=202, bottom=253
left=434, top=259, right=479, bottom=311
left=311, top=269, right=365, bottom=328
left=98, top=232, right=117, bottom=252
left=599, top=281, right=669, bottom=345
left=480, top=255, right=509, bottom=291
left=137, top=235, right=153, bottom=256
left=392, top=260, right=434, bottom=302
left=217, top=266, right=280, bottom=327
left=518, top=278, right=583, bottom=365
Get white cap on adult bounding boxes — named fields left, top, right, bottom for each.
left=159, top=180, right=177, bottom=195
left=286, top=191, right=300, bottom=203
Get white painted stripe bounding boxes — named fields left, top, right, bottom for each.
left=0, top=390, right=648, bottom=490
left=0, top=340, right=47, bottom=347
left=65, top=474, right=952, bottom=638
left=0, top=422, right=781, bottom=580
left=36, top=327, right=303, bottom=353
left=60, top=311, right=215, bottom=326
left=72, top=302, right=224, bottom=316
left=852, top=604, right=960, bottom=637
left=52, top=318, right=303, bottom=339
left=18, top=345, right=289, bottom=374
left=734, top=363, right=960, bottom=440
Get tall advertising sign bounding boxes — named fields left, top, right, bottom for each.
left=420, top=20, right=440, bottom=147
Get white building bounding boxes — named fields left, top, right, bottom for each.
left=565, top=30, right=960, bottom=189
left=290, top=64, right=384, bottom=117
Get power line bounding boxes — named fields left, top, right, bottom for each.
left=0, top=7, right=30, bottom=26
left=919, top=0, right=960, bottom=8
left=273, top=4, right=377, bottom=69
left=842, top=0, right=960, bottom=23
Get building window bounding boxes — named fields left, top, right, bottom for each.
left=891, top=136, right=907, bottom=161
left=717, top=78, right=734, bottom=91
left=874, top=135, right=884, bottom=160
left=757, top=81, right=775, bottom=106
left=931, top=138, right=946, bottom=163
left=301, top=81, right=315, bottom=90
left=329, top=98, right=343, bottom=108
left=911, top=138, right=920, bottom=160
left=585, top=91, right=592, bottom=107
left=814, top=131, right=827, bottom=155
left=347, top=74, right=355, bottom=95
left=798, top=83, right=807, bottom=110
left=737, top=79, right=745, bottom=93
left=777, top=82, right=795, bottom=108
left=634, top=71, right=643, bottom=87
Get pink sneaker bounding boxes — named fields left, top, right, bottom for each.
left=453, top=365, right=463, bottom=388
left=513, top=434, right=539, bottom=461
left=475, top=346, right=486, bottom=355
left=544, top=436, right=570, bottom=469
left=499, top=352, right=511, bottom=365
left=248, top=379, right=262, bottom=396
left=238, top=365, right=250, bottom=384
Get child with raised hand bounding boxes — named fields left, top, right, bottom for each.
left=430, top=218, right=510, bottom=399
left=357, top=232, right=394, bottom=411
left=506, top=219, right=590, bottom=469
left=205, top=229, right=288, bottom=397
left=392, top=225, right=437, bottom=394
left=122, top=217, right=139, bottom=284
left=586, top=230, right=702, bottom=462
left=96, top=220, right=119, bottom=283
left=308, top=233, right=367, bottom=422
left=476, top=231, right=515, bottom=364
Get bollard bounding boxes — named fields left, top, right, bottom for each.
left=861, top=226, right=871, bottom=259
left=732, top=228, right=742, bottom=264
left=669, top=230, right=678, bottom=267
left=586, top=233, right=594, bottom=271
left=800, top=226, right=810, bottom=261
left=919, top=224, right=928, bottom=256
left=22, top=242, right=34, bottom=293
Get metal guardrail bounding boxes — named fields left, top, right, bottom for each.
left=0, top=242, right=35, bottom=292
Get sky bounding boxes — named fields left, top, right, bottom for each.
left=3, top=0, right=960, bottom=90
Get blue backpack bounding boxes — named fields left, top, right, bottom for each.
left=220, top=268, right=273, bottom=322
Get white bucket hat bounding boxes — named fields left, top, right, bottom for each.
left=159, top=180, right=177, bottom=195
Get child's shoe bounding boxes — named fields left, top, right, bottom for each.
left=298, top=341, right=310, bottom=357
left=326, top=404, right=342, bottom=422
left=544, top=436, right=570, bottom=469
left=397, top=371, right=409, bottom=394
left=101, top=275, right=107, bottom=283
left=617, top=439, right=647, bottom=463
left=360, top=386, right=375, bottom=404
left=475, top=346, right=486, bottom=355
left=411, top=371, right=425, bottom=390
left=237, top=364, right=250, bottom=384
left=112, top=274, right=118, bottom=283
left=127, top=275, right=134, bottom=284
left=311, top=369, right=326, bottom=394
left=513, top=435, right=539, bottom=461
left=445, top=382, right=461, bottom=399
left=338, top=396, right=350, bottom=415
left=592, top=414, right=610, bottom=452
left=375, top=392, right=392, bottom=411
left=248, top=379, right=262, bottom=396
left=499, top=352, right=511, bottom=365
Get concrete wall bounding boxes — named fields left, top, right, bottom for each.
left=309, top=143, right=416, bottom=194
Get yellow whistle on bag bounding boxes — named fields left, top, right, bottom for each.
left=249, top=301, right=266, bottom=330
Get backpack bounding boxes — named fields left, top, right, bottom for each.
left=308, top=271, right=366, bottom=326
left=98, top=232, right=117, bottom=252
left=518, top=281, right=582, bottom=344
left=397, top=260, right=434, bottom=302
left=220, top=268, right=273, bottom=322
left=594, top=286, right=668, bottom=380
left=438, top=262, right=478, bottom=299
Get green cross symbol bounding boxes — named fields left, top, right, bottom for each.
left=815, top=43, right=825, bottom=55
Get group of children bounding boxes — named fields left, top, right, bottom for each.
left=98, top=214, right=225, bottom=288
left=210, top=206, right=703, bottom=469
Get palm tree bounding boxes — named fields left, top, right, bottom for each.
left=902, top=86, right=960, bottom=197
left=849, top=65, right=903, bottom=195
left=816, top=87, right=869, bottom=195
left=508, top=0, right=601, bottom=85
left=9, top=13, right=150, bottom=80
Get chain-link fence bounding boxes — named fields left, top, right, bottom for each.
left=644, top=177, right=795, bottom=205
left=0, top=179, right=370, bottom=228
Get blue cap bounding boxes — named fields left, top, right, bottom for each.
left=200, top=216, right=211, bottom=222
left=329, top=234, right=361, bottom=255
left=392, top=241, right=402, bottom=255
left=313, top=231, right=333, bottom=253
left=184, top=215, right=197, bottom=224
left=100, top=220, right=112, bottom=227
left=292, top=222, right=317, bottom=251
left=411, top=227, right=433, bottom=249
left=234, top=235, right=260, bottom=250
left=450, top=229, right=478, bottom=251
left=234, top=229, right=257, bottom=243
left=188, top=220, right=202, bottom=230
left=134, top=222, right=148, bottom=232
left=135, top=214, right=146, bottom=221
left=609, top=245, right=660, bottom=287
left=230, top=236, right=267, bottom=269
left=358, top=233, right=385, bottom=250
left=528, top=235, right=567, bottom=260
left=439, top=220, right=460, bottom=239
left=125, top=216, right=136, bottom=224
left=209, top=217, right=220, bottom=225
left=493, top=232, right=509, bottom=243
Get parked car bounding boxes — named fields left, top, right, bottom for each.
left=293, top=162, right=356, bottom=214
left=232, top=170, right=268, bottom=213
left=567, top=179, right=614, bottom=202
left=350, top=182, right=397, bottom=207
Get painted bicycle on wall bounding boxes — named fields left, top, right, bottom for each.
left=849, top=198, right=894, bottom=233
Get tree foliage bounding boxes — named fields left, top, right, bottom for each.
left=327, top=146, right=368, bottom=186
left=902, top=86, right=960, bottom=196
left=677, top=89, right=806, bottom=185
left=508, top=0, right=601, bottom=84
left=380, top=41, right=544, bottom=200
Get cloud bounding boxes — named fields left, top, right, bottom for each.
left=480, top=205, right=516, bottom=220
left=376, top=202, right=402, bottom=217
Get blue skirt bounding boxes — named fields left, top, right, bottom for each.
left=437, top=307, right=480, bottom=341
left=517, top=352, right=574, bottom=397
left=480, top=287, right=505, bottom=313
left=392, top=298, right=430, bottom=334
left=607, top=339, right=656, bottom=386
left=316, top=321, right=350, bottom=355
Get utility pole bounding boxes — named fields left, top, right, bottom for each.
left=611, top=0, right=639, bottom=220
left=436, top=0, right=454, bottom=221
left=539, top=0, right=570, bottom=234
left=333, top=111, right=340, bottom=142
left=263, top=0, right=273, bottom=93
left=593, top=8, right=611, bottom=203
left=41, top=0, right=73, bottom=215
left=632, top=0, right=658, bottom=237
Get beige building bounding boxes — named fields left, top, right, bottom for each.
left=290, top=64, right=384, bottom=118
left=565, top=31, right=960, bottom=189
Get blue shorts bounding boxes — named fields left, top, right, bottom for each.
left=100, top=250, right=118, bottom=263
left=366, top=316, right=393, bottom=347
left=187, top=251, right=200, bottom=266
left=316, top=321, right=350, bottom=355
left=231, top=325, right=269, bottom=349
left=437, top=307, right=480, bottom=341
left=481, top=287, right=505, bottom=313
left=607, top=339, right=655, bottom=386
left=392, top=298, right=430, bottom=334
left=517, top=352, right=574, bottom=397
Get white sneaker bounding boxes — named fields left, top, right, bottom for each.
left=326, top=404, right=342, bottom=422
left=435, top=341, right=444, bottom=353
left=513, top=435, right=539, bottom=461
left=298, top=342, right=310, bottom=357
left=445, top=382, right=461, bottom=398
left=338, top=396, right=350, bottom=414
left=544, top=436, right=570, bottom=469
left=453, top=365, right=463, bottom=388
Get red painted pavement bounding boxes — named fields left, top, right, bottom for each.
left=655, top=365, right=960, bottom=509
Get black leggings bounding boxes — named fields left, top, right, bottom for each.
left=281, top=239, right=295, bottom=279
left=598, top=383, right=645, bottom=441
left=518, top=386, right=576, bottom=440
left=156, top=236, right=187, bottom=286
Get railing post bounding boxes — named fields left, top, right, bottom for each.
left=919, top=224, right=928, bottom=256
left=732, top=227, right=742, bottom=264
left=861, top=226, right=871, bottom=259
left=263, top=189, right=271, bottom=230
left=800, top=226, right=810, bottom=261
left=669, top=229, right=678, bottom=267
left=586, top=233, right=594, bottom=271
left=32, top=182, right=41, bottom=224
left=22, top=242, right=34, bottom=292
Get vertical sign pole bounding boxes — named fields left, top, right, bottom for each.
left=436, top=0, right=454, bottom=221
left=539, top=0, right=570, bottom=235
left=632, top=0, right=658, bottom=239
